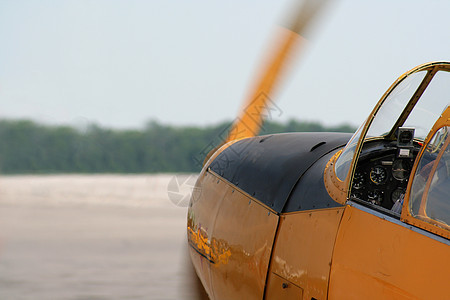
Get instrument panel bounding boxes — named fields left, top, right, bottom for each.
left=350, top=140, right=419, bottom=210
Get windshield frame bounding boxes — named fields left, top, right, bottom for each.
left=333, top=62, right=450, bottom=199
left=401, top=110, right=450, bottom=240
left=384, top=70, right=436, bottom=140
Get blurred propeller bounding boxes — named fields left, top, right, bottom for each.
left=225, top=0, right=330, bottom=143
left=192, top=1, right=332, bottom=295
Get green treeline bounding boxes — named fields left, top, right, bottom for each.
left=0, top=119, right=356, bottom=174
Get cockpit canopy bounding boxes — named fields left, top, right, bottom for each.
left=330, top=61, right=450, bottom=239
left=335, top=62, right=450, bottom=183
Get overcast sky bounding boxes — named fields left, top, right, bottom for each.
left=1, top=0, right=450, bottom=129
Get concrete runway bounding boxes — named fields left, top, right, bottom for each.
left=0, top=174, right=202, bottom=300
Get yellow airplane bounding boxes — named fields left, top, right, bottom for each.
left=187, top=1, right=450, bottom=299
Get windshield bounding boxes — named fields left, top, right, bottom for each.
left=403, top=71, right=450, bottom=140
left=334, top=64, right=450, bottom=183
left=367, top=70, right=450, bottom=141
left=334, top=71, right=426, bottom=182
left=335, top=123, right=364, bottom=181
left=366, top=71, right=426, bottom=138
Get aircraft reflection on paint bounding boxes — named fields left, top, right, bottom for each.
left=187, top=1, right=450, bottom=299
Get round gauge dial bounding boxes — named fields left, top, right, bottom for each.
left=352, top=171, right=364, bottom=189
left=392, top=159, right=411, bottom=181
left=369, top=166, right=387, bottom=185
left=367, top=190, right=383, bottom=205
left=391, top=188, right=405, bottom=203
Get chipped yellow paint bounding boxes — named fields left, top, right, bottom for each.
left=187, top=220, right=232, bottom=266
left=266, top=208, right=344, bottom=299
left=188, top=169, right=279, bottom=300
left=329, top=204, right=450, bottom=299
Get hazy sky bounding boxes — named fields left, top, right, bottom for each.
left=1, top=0, right=450, bottom=129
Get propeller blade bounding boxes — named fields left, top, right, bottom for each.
left=225, top=0, right=329, bottom=143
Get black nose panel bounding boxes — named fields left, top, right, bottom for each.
left=209, top=132, right=351, bottom=213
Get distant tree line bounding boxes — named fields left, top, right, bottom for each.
left=0, top=119, right=356, bottom=174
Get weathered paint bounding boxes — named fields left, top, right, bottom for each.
left=188, top=170, right=278, bottom=300
left=188, top=62, right=450, bottom=299
left=329, top=204, right=450, bottom=299
left=266, top=208, right=344, bottom=299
